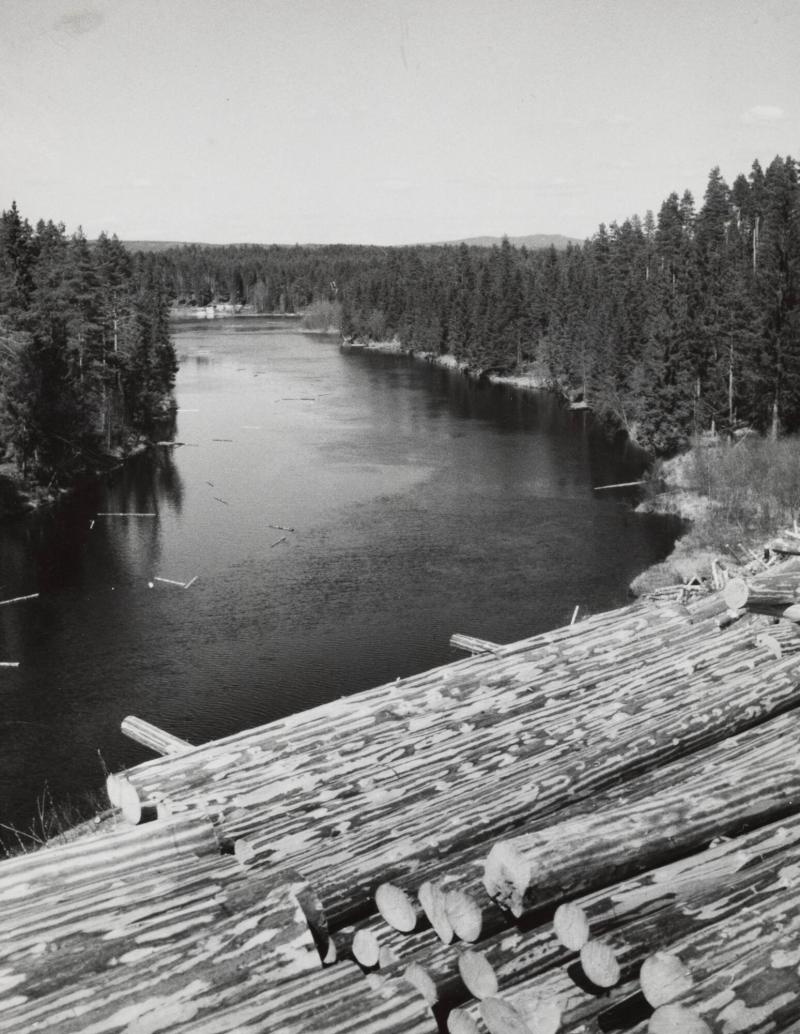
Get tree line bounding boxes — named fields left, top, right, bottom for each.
left=0, top=203, right=177, bottom=487
left=149, top=153, right=800, bottom=455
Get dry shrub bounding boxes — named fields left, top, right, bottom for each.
left=685, top=435, right=800, bottom=551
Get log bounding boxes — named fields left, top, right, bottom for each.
left=114, top=596, right=704, bottom=807
left=607, top=873, right=800, bottom=1034
left=451, top=827, right=800, bottom=1033
left=449, top=634, right=500, bottom=655
left=0, top=593, right=38, bottom=607
left=0, top=872, right=322, bottom=1030
left=46, top=960, right=436, bottom=1034
left=723, top=558, right=800, bottom=613
left=482, top=710, right=800, bottom=918
left=593, top=480, right=646, bottom=490
left=120, top=715, right=193, bottom=756
left=111, top=612, right=800, bottom=935
left=343, top=758, right=800, bottom=1001
left=769, top=536, right=800, bottom=556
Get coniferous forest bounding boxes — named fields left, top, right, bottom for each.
left=1, top=153, right=797, bottom=494
left=0, top=203, right=177, bottom=491
left=152, top=155, right=799, bottom=455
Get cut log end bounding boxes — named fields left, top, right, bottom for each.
left=447, top=1006, right=481, bottom=1034
left=515, top=994, right=562, bottom=1034
left=479, top=997, right=532, bottom=1034
left=444, top=888, right=483, bottom=942
left=352, top=928, right=381, bottom=968
left=375, top=882, right=417, bottom=933
left=418, top=880, right=454, bottom=944
left=403, top=961, right=438, bottom=1005
left=640, top=952, right=693, bottom=1008
left=483, top=840, right=531, bottom=917
left=553, top=901, right=590, bottom=951
left=580, top=940, right=621, bottom=988
left=458, top=949, right=499, bottom=1000
left=722, top=577, right=749, bottom=611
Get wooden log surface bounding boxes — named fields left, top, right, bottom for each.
left=241, top=635, right=800, bottom=928
left=25, top=960, right=436, bottom=1034
left=447, top=827, right=800, bottom=1032
left=113, top=597, right=709, bottom=802
left=335, top=759, right=800, bottom=991
left=723, top=556, right=800, bottom=611
left=0, top=812, right=220, bottom=902
left=100, top=612, right=800, bottom=938
left=0, top=873, right=322, bottom=1031
left=121, top=714, right=193, bottom=756
left=450, top=634, right=500, bottom=655
left=482, top=710, right=800, bottom=917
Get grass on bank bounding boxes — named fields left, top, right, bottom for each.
left=0, top=781, right=112, bottom=859
left=633, top=434, right=800, bottom=594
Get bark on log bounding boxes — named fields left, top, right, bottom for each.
left=452, top=831, right=800, bottom=1033
left=482, top=711, right=800, bottom=918
left=113, top=597, right=708, bottom=809
left=346, top=784, right=800, bottom=1007
left=450, top=635, right=500, bottom=655
left=0, top=873, right=323, bottom=1031
left=279, top=646, right=800, bottom=929
left=606, top=875, right=800, bottom=1034
left=29, top=960, right=436, bottom=1034
left=121, top=715, right=193, bottom=756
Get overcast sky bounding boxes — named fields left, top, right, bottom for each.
left=1, top=0, right=797, bottom=245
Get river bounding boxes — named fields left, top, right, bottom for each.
left=0, top=316, right=683, bottom=844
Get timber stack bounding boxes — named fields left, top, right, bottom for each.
left=5, top=562, right=800, bottom=1032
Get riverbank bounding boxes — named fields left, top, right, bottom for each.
left=345, top=338, right=795, bottom=598
left=354, top=338, right=553, bottom=392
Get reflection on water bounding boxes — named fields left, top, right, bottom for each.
left=0, top=317, right=683, bottom=841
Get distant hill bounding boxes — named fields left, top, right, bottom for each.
left=117, top=234, right=582, bottom=253
left=439, top=234, right=581, bottom=250
left=121, top=241, right=213, bottom=252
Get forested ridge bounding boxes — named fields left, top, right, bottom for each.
left=0, top=203, right=177, bottom=493
left=151, top=154, right=800, bottom=455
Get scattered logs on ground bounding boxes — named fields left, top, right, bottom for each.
left=9, top=564, right=800, bottom=1033
left=723, top=555, right=800, bottom=619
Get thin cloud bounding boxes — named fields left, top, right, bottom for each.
left=742, top=104, right=786, bottom=124
left=53, top=9, right=104, bottom=37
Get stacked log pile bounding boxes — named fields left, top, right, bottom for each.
left=4, top=562, right=800, bottom=1032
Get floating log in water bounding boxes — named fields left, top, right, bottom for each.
left=271, top=535, right=288, bottom=547
left=96, top=512, right=157, bottom=517
left=0, top=593, right=39, bottom=607
left=593, top=480, right=646, bottom=491
left=183, top=575, right=198, bottom=589
left=269, top=523, right=295, bottom=532
left=153, top=576, right=188, bottom=587
left=120, top=715, right=193, bottom=757
left=0, top=661, right=20, bottom=668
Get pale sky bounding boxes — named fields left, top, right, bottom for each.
left=0, top=0, right=797, bottom=245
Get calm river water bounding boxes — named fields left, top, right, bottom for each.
left=0, top=317, right=683, bottom=841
